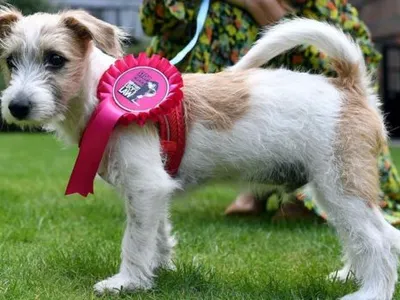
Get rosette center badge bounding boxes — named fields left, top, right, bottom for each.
left=114, top=66, right=170, bottom=112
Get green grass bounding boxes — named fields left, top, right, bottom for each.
left=0, top=133, right=399, bottom=300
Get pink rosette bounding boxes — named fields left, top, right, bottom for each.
left=65, top=53, right=184, bottom=197
left=97, top=53, right=184, bottom=125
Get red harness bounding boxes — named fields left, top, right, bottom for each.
left=158, top=103, right=186, bottom=176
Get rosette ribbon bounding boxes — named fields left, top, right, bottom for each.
left=65, top=53, right=184, bottom=196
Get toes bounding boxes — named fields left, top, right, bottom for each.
left=340, top=292, right=386, bottom=300
left=328, top=269, right=354, bottom=282
left=93, top=274, right=143, bottom=295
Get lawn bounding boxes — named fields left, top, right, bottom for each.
left=0, top=133, right=399, bottom=300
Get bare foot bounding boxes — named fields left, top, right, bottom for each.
left=224, top=193, right=266, bottom=215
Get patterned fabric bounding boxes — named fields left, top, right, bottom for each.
left=140, top=0, right=400, bottom=225
left=140, top=0, right=258, bottom=73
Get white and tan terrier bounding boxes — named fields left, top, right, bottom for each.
left=0, top=6, right=399, bottom=300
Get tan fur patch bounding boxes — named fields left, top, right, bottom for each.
left=333, top=80, right=385, bottom=205
left=0, top=7, right=22, bottom=39
left=61, top=10, right=125, bottom=57
left=182, top=71, right=251, bottom=130
left=62, top=16, right=92, bottom=53
left=331, top=60, right=364, bottom=94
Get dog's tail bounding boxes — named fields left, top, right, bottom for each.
left=230, top=18, right=369, bottom=94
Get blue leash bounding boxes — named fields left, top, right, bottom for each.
left=170, top=0, right=210, bottom=65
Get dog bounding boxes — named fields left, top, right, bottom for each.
left=0, top=7, right=399, bottom=300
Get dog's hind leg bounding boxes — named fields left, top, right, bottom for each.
left=308, top=88, right=400, bottom=299
left=311, top=167, right=399, bottom=300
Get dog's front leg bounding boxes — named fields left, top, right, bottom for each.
left=94, top=127, right=178, bottom=295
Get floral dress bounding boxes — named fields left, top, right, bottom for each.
left=140, top=0, right=400, bottom=225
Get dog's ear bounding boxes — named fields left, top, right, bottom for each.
left=62, top=10, right=125, bottom=58
left=0, top=6, right=22, bottom=39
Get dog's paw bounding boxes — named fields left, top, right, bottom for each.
left=150, top=258, right=176, bottom=273
left=93, top=273, right=152, bottom=295
left=340, top=292, right=387, bottom=300
left=160, top=259, right=176, bottom=271
left=328, top=269, right=354, bottom=282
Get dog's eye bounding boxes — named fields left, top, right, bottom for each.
left=6, top=55, right=16, bottom=70
left=45, top=52, right=67, bottom=69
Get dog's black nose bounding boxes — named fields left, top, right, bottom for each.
left=8, top=96, right=32, bottom=120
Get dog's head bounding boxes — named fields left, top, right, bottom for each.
left=0, top=7, right=125, bottom=127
